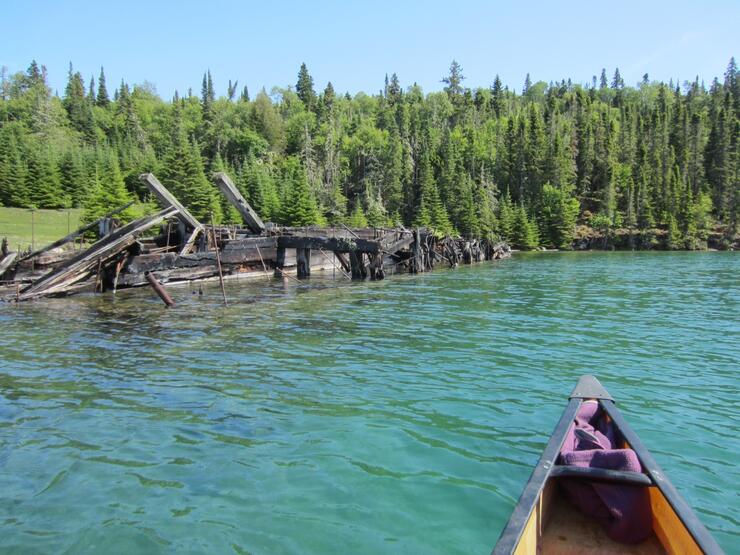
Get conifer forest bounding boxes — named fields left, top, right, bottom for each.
left=0, top=59, right=738, bottom=250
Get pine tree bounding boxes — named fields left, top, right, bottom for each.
left=537, top=183, right=580, bottom=248
left=243, top=158, right=280, bottom=222
left=0, top=129, right=30, bottom=207
left=96, top=67, right=109, bottom=107
left=347, top=202, right=368, bottom=227
left=296, top=63, right=316, bottom=111
left=84, top=152, right=134, bottom=222
left=64, top=68, right=96, bottom=142
left=490, top=75, right=504, bottom=117
left=497, top=192, right=516, bottom=242
left=59, top=148, right=88, bottom=207
left=512, top=204, right=540, bottom=249
left=161, top=104, right=220, bottom=221
left=442, top=60, right=465, bottom=99
left=281, top=156, right=322, bottom=226
left=26, top=144, right=65, bottom=208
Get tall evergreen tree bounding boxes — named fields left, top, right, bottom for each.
left=96, top=67, right=109, bottom=107
left=296, top=63, right=316, bottom=111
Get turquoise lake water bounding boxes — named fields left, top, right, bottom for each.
left=1, top=252, right=738, bottom=554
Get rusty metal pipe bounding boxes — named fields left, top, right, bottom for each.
left=145, top=271, right=175, bottom=307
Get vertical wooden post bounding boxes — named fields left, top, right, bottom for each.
left=210, top=213, right=228, bottom=307
left=369, top=252, right=385, bottom=280
left=274, top=246, right=286, bottom=278
left=349, top=251, right=365, bottom=280
left=412, top=228, right=423, bottom=273
left=296, top=248, right=311, bottom=279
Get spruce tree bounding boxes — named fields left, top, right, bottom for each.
left=296, top=63, right=316, bottom=110
left=512, top=204, right=540, bottom=249
left=26, top=144, right=64, bottom=208
left=537, top=183, right=580, bottom=248
left=96, top=67, right=110, bottom=107
left=347, top=202, right=369, bottom=227
left=59, top=148, right=88, bottom=207
left=281, top=156, right=322, bottom=226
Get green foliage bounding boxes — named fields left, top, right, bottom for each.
left=537, top=183, right=580, bottom=248
left=511, top=204, right=540, bottom=249
left=0, top=57, right=737, bottom=251
left=280, top=156, right=323, bottom=226
left=347, top=202, right=368, bottom=227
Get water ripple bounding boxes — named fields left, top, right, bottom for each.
left=0, top=251, right=738, bottom=553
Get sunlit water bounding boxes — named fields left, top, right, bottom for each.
left=1, top=252, right=738, bottom=554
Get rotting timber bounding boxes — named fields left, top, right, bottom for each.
left=0, top=172, right=511, bottom=302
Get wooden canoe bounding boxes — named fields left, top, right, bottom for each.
left=492, top=375, right=723, bottom=554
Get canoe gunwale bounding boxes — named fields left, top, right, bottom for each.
left=600, top=400, right=724, bottom=555
left=491, top=375, right=725, bottom=555
left=491, top=397, right=581, bottom=554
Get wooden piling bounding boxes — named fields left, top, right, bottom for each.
left=296, top=248, right=311, bottom=279
left=274, top=246, right=286, bottom=279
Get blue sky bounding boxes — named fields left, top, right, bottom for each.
left=2, top=0, right=737, bottom=98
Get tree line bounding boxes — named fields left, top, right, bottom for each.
left=0, top=58, right=737, bottom=249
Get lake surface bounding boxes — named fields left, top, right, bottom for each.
left=1, top=252, right=738, bottom=554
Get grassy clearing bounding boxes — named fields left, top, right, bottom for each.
left=0, top=207, right=84, bottom=252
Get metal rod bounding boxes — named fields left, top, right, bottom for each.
left=145, top=271, right=175, bottom=307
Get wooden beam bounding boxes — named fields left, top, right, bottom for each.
left=139, top=173, right=202, bottom=231
left=179, top=227, right=201, bottom=255
left=334, top=251, right=350, bottom=273
left=0, top=252, right=18, bottom=279
left=212, top=172, right=265, bottom=233
left=382, top=234, right=414, bottom=254
left=17, top=201, right=135, bottom=264
left=19, top=207, right=177, bottom=300
left=278, top=235, right=381, bottom=253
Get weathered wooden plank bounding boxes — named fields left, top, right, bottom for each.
left=179, top=227, right=201, bottom=255
left=119, top=265, right=223, bottom=286
left=334, top=251, right=350, bottom=273
left=0, top=252, right=18, bottom=279
left=17, top=201, right=136, bottom=264
left=278, top=235, right=381, bottom=253
left=278, top=226, right=390, bottom=241
left=19, top=207, right=177, bottom=300
left=139, top=173, right=202, bottom=231
left=222, top=237, right=277, bottom=251
left=382, top=234, right=414, bottom=254
left=212, top=172, right=265, bottom=233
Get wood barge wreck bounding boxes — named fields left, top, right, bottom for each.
left=0, top=172, right=510, bottom=302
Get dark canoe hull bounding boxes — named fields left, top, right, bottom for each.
left=492, top=376, right=724, bottom=555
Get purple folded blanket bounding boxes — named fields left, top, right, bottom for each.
left=558, top=400, right=652, bottom=543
